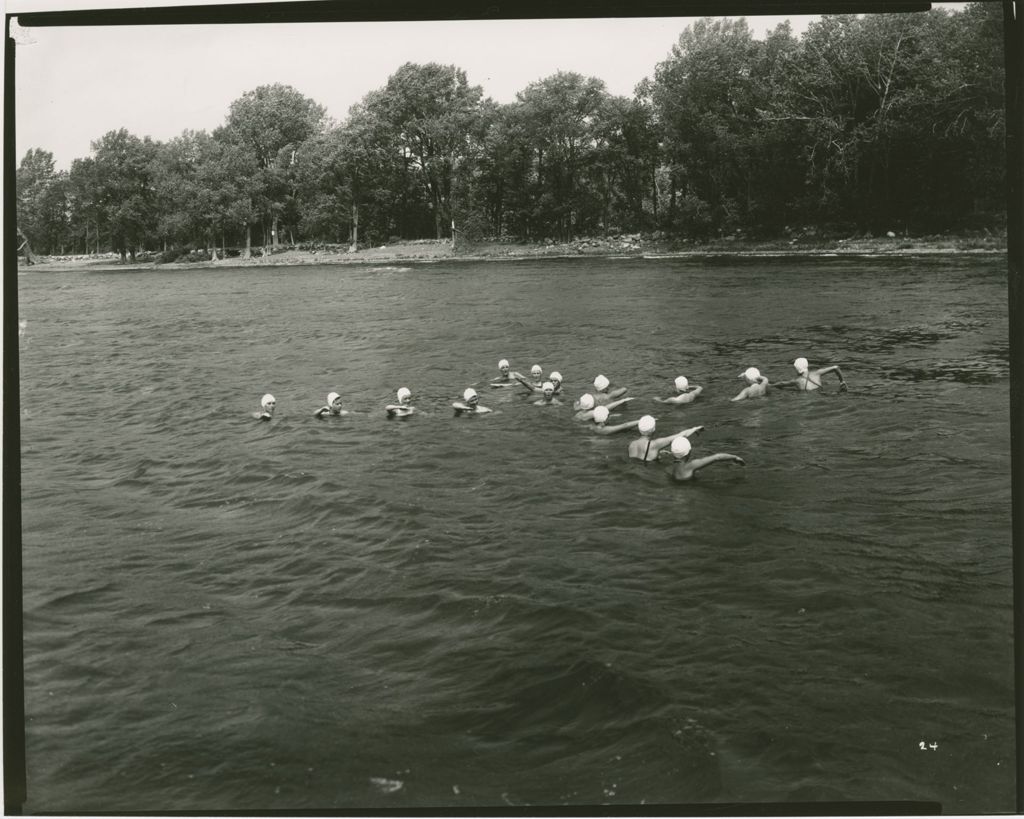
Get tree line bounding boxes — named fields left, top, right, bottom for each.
left=16, top=6, right=1006, bottom=261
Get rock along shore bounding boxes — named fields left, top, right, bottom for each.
left=19, top=233, right=1006, bottom=272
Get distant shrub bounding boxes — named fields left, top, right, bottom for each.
left=156, top=249, right=182, bottom=264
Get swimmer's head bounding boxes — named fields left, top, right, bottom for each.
left=261, top=393, right=276, bottom=409
left=638, top=415, right=656, bottom=435
left=396, top=387, right=412, bottom=403
left=549, top=371, right=562, bottom=385
left=579, top=393, right=595, bottom=410
left=463, top=388, right=478, bottom=404
left=498, top=359, right=510, bottom=373
left=593, top=406, right=610, bottom=424
left=670, top=436, right=692, bottom=459
left=531, top=365, right=542, bottom=378
left=541, top=381, right=554, bottom=397
left=674, top=375, right=689, bottom=392
left=793, top=357, right=809, bottom=374
left=327, top=392, right=341, bottom=407
left=594, top=374, right=610, bottom=391
left=740, top=367, right=761, bottom=383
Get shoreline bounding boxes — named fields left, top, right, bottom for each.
left=18, top=234, right=1007, bottom=272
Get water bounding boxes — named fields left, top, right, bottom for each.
left=16, top=256, right=1014, bottom=812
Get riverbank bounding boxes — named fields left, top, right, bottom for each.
left=18, top=232, right=1007, bottom=272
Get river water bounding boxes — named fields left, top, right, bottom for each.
left=16, top=255, right=1014, bottom=812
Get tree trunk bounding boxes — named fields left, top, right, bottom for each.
left=17, top=230, right=36, bottom=265
left=272, top=215, right=280, bottom=248
left=652, top=164, right=659, bottom=223
left=350, top=202, right=359, bottom=252
left=243, top=224, right=252, bottom=260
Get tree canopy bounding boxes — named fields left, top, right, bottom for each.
left=17, top=7, right=1006, bottom=258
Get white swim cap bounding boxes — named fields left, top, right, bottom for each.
left=638, top=415, right=656, bottom=434
left=261, top=393, right=275, bottom=408
left=674, top=375, right=689, bottom=391
left=593, top=406, right=610, bottom=423
left=531, top=364, right=542, bottom=377
left=396, top=387, right=411, bottom=402
left=463, top=388, right=478, bottom=401
left=671, top=436, right=691, bottom=457
left=549, top=371, right=562, bottom=383
left=579, top=393, right=595, bottom=410
left=327, top=392, right=341, bottom=405
left=793, top=357, right=809, bottom=373
left=542, top=381, right=554, bottom=392
left=498, top=359, right=509, bottom=369
left=594, top=374, right=610, bottom=391
left=742, top=367, right=761, bottom=382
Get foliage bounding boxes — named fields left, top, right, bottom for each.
left=16, top=7, right=1006, bottom=257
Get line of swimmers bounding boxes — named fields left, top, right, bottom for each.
left=253, top=356, right=847, bottom=481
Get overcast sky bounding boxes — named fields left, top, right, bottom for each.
left=9, top=2, right=966, bottom=171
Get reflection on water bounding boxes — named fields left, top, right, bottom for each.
left=17, top=256, right=1013, bottom=812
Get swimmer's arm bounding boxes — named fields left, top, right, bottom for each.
left=605, top=397, right=635, bottom=411
left=606, top=386, right=628, bottom=400
left=771, top=380, right=797, bottom=390
left=651, top=426, right=702, bottom=448
left=594, top=419, right=640, bottom=435
left=818, top=366, right=847, bottom=389
left=730, top=386, right=752, bottom=401
left=476, top=406, right=493, bottom=413
left=513, top=373, right=536, bottom=389
left=689, top=453, right=746, bottom=474
left=314, top=406, right=330, bottom=418
left=657, top=388, right=701, bottom=404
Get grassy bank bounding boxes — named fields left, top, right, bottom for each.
left=18, top=232, right=1007, bottom=272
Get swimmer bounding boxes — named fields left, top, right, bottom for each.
left=628, top=415, right=704, bottom=462
left=592, top=374, right=628, bottom=405
left=518, top=370, right=564, bottom=395
left=669, top=436, right=746, bottom=481
left=314, top=392, right=349, bottom=418
left=453, top=388, right=493, bottom=415
left=654, top=375, right=703, bottom=405
left=573, top=393, right=635, bottom=420
left=590, top=405, right=641, bottom=435
left=490, top=359, right=520, bottom=387
left=514, top=365, right=545, bottom=391
left=731, top=367, right=769, bottom=401
left=253, top=393, right=276, bottom=421
left=774, top=357, right=848, bottom=392
left=386, top=387, right=416, bottom=418
left=533, top=381, right=563, bottom=406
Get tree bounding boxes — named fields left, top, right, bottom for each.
left=218, top=84, right=326, bottom=250
left=651, top=18, right=765, bottom=237
left=90, top=129, right=159, bottom=261
left=16, top=148, right=69, bottom=256
left=366, top=63, right=485, bottom=240
left=511, top=72, right=610, bottom=240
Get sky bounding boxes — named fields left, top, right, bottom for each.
left=8, top=2, right=967, bottom=171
